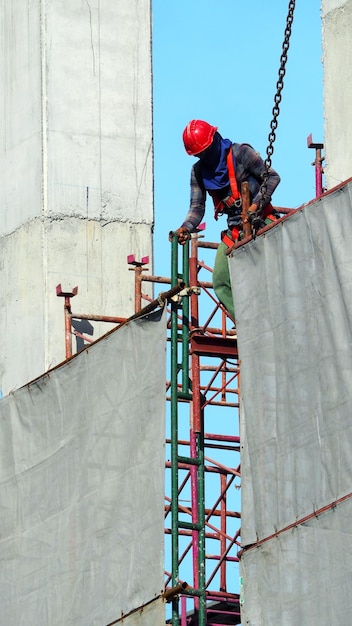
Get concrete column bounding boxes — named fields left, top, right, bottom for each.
left=0, top=0, right=153, bottom=395
left=322, top=0, right=352, bottom=188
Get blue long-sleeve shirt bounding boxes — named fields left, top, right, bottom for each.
left=181, top=142, right=280, bottom=231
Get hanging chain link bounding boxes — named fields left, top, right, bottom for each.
left=259, top=0, right=296, bottom=211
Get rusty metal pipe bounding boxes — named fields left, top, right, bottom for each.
left=64, top=299, right=73, bottom=360
left=241, top=181, right=252, bottom=238
left=162, top=581, right=189, bottom=602
left=141, top=274, right=171, bottom=284
left=71, top=313, right=127, bottom=323
left=126, top=282, right=185, bottom=323
left=134, top=264, right=143, bottom=313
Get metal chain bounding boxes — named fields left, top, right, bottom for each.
left=259, top=0, right=296, bottom=210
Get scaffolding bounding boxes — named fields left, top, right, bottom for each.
left=162, top=234, right=242, bottom=626
left=57, top=232, right=242, bottom=626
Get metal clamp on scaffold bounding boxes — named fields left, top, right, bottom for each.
left=156, top=282, right=184, bottom=307
left=170, top=286, right=201, bottom=304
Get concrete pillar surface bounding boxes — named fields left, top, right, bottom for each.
left=322, top=0, right=352, bottom=188
left=0, top=0, right=153, bottom=395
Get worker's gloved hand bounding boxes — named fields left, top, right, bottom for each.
left=169, top=227, right=190, bottom=245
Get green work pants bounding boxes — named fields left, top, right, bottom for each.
left=212, top=216, right=276, bottom=322
left=212, top=241, right=235, bottom=321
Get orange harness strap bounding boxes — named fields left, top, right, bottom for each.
left=221, top=227, right=240, bottom=248
left=213, top=150, right=242, bottom=221
left=226, top=149, right=241, bottom=201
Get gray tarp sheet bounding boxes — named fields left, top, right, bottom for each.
left=0, top=309, right=166, bottom=626
left=229, top=181, right=352, bottom=624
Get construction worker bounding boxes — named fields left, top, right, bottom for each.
left=171, top=120, right=281, bottom=321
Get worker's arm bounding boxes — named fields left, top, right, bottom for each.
left=171, top=164, right=206, bottom=244
left=239, top=144, right=281, bottom=209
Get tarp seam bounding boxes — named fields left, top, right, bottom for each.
left=105, top=595, right=163, bottom=625
left=239, top=490, right=352, bottom=557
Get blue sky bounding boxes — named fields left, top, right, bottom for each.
left=151, top=0, right=324, bottom=274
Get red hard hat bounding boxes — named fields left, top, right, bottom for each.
left=182, top=120, right=218, bottom=156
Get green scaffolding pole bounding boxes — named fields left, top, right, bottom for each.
left=169, top=235, right=206, bottom=626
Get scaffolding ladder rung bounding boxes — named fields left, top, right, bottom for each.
left=177, top=455, right=201, bottom=466
left=178, top=520, right=203, bottom=532
left=177, top=391, right=192, bottom=401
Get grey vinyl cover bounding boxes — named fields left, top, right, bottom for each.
left=0, top=309, right=166, bottom=626
left=228, top=180, right=352, bottom=625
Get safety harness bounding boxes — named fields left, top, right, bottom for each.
left=209, top=148, right=278, bottom=247
left=209, top=150, right=242, bottom=222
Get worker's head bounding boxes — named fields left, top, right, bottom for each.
left=182, top=120, right=218, bottom=157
